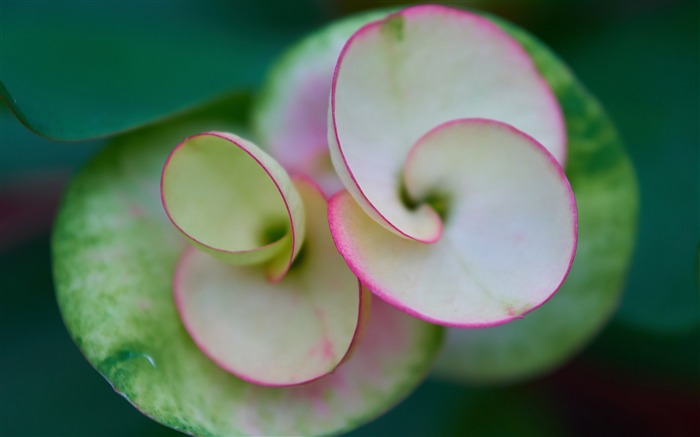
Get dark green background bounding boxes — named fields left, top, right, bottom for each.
left=1, top=1, right=698, bottom=435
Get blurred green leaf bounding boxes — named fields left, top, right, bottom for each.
left=557, top=2, right=700, bottom=335
left=1, top=0, right=325, bottom=140
left=587, top=321, right=700, bottom=384
left=0, top=237, right=184, bottom=436
left=433, top=16, right=638, bottom=383
left=0, top=106, right=103, bottom=180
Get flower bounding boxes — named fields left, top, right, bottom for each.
left=51, top=4, right=636, bottom=436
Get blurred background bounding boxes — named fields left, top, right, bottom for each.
left=1, top=0, right=698, bottom=435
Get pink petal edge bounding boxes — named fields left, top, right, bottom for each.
left=328, top=118, right=577, bottom=328
left=160, top=131, right=299, bottom=282
left=328, top=5, right=566, bottom=246
left=173, top=177, right=368, bottom=387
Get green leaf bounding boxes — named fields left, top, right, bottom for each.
left=433, top=17, right=639, bottom=383
left=0, top=106, right=103, bottom=180
left=1, top=0, right=322, bottom=140
left=52, top=93, right=443, bottom=436
left=562, top=4, right=699, bottom=334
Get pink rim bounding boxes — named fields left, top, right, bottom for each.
left=328, top=119, right=577, bottom=328
left=160, top=131, right=298, bottom=282
left=329, top=6, right=566, bottom=244
left=173, top=179, right=368, bottom=387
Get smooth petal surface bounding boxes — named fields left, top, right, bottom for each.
left=432, top=18, right=638, bottom=382
left=174, top=178, right=367, bottom=386
left=53, top=99, right=443, bottom=436
left=330, top=119, right=576, bottom=327
left=161, top=132, right=304, bottom=280
left=253, top=9, right=391, bottom=196
left=329, top=5, right=565, bottom=242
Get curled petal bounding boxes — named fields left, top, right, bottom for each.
left=174, top=178, right=369, bottom=386
left=253, top=9, right=391, bottom=196
left=329, top=5, right=565, bottom=242
left=161, top=131, right=304, bottom=280
left=329, top=119, right=577, bottom=327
